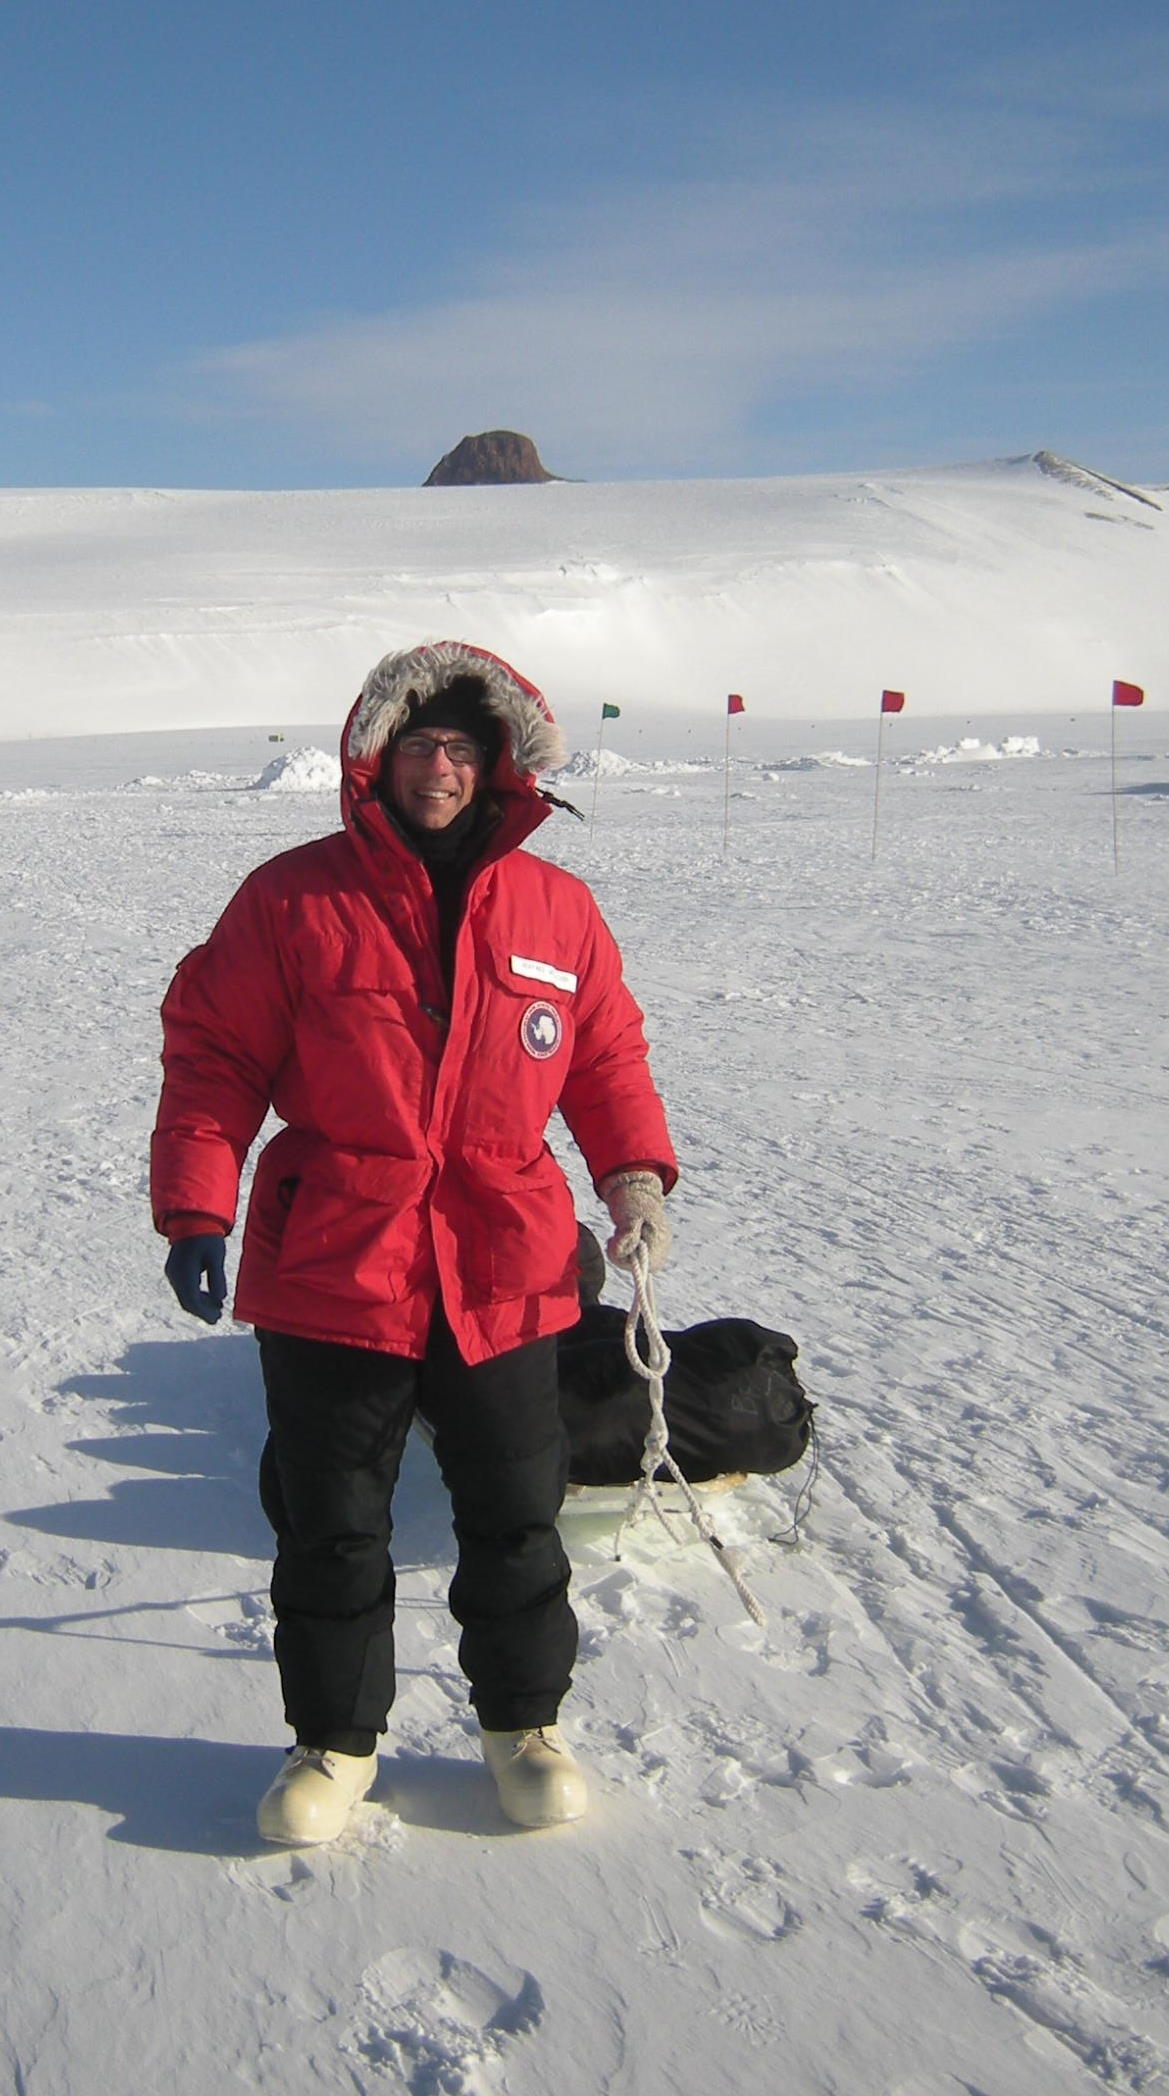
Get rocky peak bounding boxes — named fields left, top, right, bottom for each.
left=1029, top=450, right=1161, bottom=511
left=424, top=430, right=559, bottom=487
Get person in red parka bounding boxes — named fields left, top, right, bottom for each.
left=152, top=640, right=677, bottom=1844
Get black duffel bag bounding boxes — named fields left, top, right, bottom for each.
left=556, top=1301, right=814, bottom=1487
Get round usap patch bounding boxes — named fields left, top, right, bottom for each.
left=520, top=999, right=563, bottom=1060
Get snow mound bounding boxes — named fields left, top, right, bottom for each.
left=763, top=751, right=871, bottom=773
left=555, top=748, right=641, bottom=781
left=123, top=769, right=237, bottom=791
left=251, top=745, right=342, bottom=793
left=911, top=736, right=1045, bottom=766
left=640, top=758, right=716, bottom=775
left=556, top=752, right=718, bottom=783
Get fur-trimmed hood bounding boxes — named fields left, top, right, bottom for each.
left=346, top=640, right=566, bottom=780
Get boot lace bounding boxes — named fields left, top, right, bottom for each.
left=285, top=1746, right=339, bottom=1780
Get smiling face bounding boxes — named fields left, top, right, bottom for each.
left=385, top=730, right=486, bottom=830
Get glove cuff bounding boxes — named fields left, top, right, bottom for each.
left=598, top=1168, right=664, bottom=1199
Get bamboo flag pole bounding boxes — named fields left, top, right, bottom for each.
left=872, top=690, right=905, bottom=861
left=1111, top=679, right=1145, bottom=873
left=590, top=702, right=621, bottom=840
left=723, top=694, right=745, bottom=850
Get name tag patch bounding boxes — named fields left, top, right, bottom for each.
left=520, top=1000, right=564, bottom=1060
left=510, top=954, right=578, bottom=993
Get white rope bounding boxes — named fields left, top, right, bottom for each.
left=613, top=1245, right=767, bottom=1628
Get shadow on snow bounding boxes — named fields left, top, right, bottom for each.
left=7, top=1336, right=453, bottom=1566
left=0, top=1728, right=509, bottom=1855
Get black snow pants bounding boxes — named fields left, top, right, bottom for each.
left=256, top=1312, right=577, bottom=1755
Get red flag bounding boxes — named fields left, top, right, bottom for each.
left=881, top=690, right=905, bottom=714
left=727, top=693, right=745, bottom=715
left=1112, top=680, right=1144, bottom=707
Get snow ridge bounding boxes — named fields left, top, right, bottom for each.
left=1029, top=449, right=1163, bottom=512
left=1, top=455, right=1165, bottom=742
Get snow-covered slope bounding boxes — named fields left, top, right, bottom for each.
left=0, top=726, right=1167, bottom=2092
left=0, top=452, right=1163, bottom=741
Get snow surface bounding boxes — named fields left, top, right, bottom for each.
left=1, top=691, right=1167, bottom=2093
left=0, top=452, right=1164, bottom=745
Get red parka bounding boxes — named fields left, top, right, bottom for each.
left=151, top=642, right=677, bottom=1365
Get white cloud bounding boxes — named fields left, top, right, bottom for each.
left=191, top=222, right=1169, bottom=475
left=183, top=69, right=1169, bottom=478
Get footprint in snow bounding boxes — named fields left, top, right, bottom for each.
left=684, top=1847, right=803, bottom=1944
left=334, top=1946, right=545, bottom=2094
left=226, top=1798, right=403, bottom=1897
left=1081, top=1595, right=1167, bottom=1652
left=713, top=1988, right=782, bottom=2050
left=186, top=1588, right=274, bottom=1654
left=808, top=1738, right=917, bottom=1790
left=662, top=1595, right=703, bottom=1639
left=13, top=1549, right=117, bottom=1592
left=699, top=1751, right=761, bottom=1806
left=847, top=1852, right=955, bottom=1933
left=962, top=1934, right=1169, bottom=2090
left=951, top=1754, right=1052, bottom=1824
left=227, top=1849, right=323, bottom=1903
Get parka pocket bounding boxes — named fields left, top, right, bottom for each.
left=455, top=1149, right=576, bottom=1302
left=273, top=1148, right=434, bottom=1305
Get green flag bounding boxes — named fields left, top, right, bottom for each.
left=601, top=703, right=621, bottom=719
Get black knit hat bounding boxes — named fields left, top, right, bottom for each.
left=392, top=674, right=503, bottom=771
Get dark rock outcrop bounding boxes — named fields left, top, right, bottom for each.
left=1029, top=450, right=1162, bottom=511
left=424, top=431, right=559, bottom=487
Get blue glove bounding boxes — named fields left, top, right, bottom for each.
left=165, top=1235, right=228, bottom=1324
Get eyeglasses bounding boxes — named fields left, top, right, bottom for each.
left=395, top=732, right=484, bottom=767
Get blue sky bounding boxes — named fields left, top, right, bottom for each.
left=2, top=0, right=1166, bottom=487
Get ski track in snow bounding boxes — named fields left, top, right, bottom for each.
left=0, top=735, right=1167, bottom=2094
